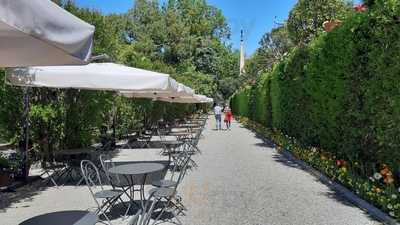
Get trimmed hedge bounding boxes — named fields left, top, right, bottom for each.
left=233, top=86, right=251, bottom=117
left=254, top=73, right=273, bottom=127
left=231, top=2, right=400, bottom=176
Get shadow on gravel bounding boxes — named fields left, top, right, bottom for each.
left=239, top=125, right=276, bottom=149
left=104, top=200, right=142, bottom=220
left=320, top=191, right=355, bottom=207
left=109, top=200, right=183, bottom=222
left=0, top=182, right=48, bottom=212
left=272, top=154, right=303, bottom=170
left=253, top=135, right=275, bottom=148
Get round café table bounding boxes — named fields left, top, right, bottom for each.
left=19, top=210, right=97, bottom=225
left=108, top=162, right=165, bottom=211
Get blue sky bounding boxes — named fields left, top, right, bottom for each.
left=74, top=0, right=360, bottom=56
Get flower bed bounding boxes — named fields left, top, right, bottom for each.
left=238, top=116, right=400, bottom=220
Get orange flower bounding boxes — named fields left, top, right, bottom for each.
left=336, top=160, right=346, bottom=167
left=375, top=187, right=382, bottom=193
left=384, top=176, right=394, bottom=184
left=381, top=167, right=390, bottom=177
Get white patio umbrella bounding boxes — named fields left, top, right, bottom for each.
left=6, top=63, right=181, bottom=173
left=156, top=94, right=214, bottom=104
left=119, top=82, right=194, bottom=98
left=6, top=63, right=179, bottom=92
left=0, top=0, right=95, bottom=67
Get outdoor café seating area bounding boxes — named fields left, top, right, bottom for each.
left=0, top=1, right=212, bottom=225
left=4, top=114, right=208, bottom=225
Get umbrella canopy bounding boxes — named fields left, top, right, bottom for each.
left=6, top=63, right=179, bottom=92
left=156, top=94, right=214, bottom=104
left=0, top=0, right=95, bottom=67
left=119, top=82, right=194, bottom=98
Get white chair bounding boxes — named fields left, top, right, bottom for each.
left=99, top=154, right=137, bottom=212
left=148, top=150, right=192, bottom=225
left=81, top=160, right=125, bottom=224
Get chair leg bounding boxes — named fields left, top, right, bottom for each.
left=47, top=171, right=59, bottom=187
left=117, top=196, right=128, bottom=209
left=152, top=197, right=183, bottom=225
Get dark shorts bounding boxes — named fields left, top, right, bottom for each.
left=215, top=114, right=221, bottom=121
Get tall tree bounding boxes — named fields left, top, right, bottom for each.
left=241, top=25, right=294, bottom=86
left=287, top=0, right=351, bottom=44
left=259, top=25, right=293, bottom=61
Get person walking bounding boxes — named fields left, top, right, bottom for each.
left=214, top=103, right=223, bottom=130
left=224, top=106, right=232, bottom=130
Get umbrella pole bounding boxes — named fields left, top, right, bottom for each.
left=21, top=87, right=30, bottom=181
left=112, top=103, right=116, bottom=140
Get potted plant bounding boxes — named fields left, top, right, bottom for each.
left=0, top=154, right=11, bottom=187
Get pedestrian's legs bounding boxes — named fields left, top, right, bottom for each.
left=215, top=115, right=221, bottom=130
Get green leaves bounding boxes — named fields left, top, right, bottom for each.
left=287, top=0, right=351, bottom=45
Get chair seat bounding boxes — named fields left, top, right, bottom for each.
left=152, top=179, right=177, bottom=188
left=149, top=187, right=175, bottom=198
left=94, top=189, right=123, bottom=199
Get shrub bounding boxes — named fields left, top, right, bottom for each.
left=254, top=73, right=272, bottom=127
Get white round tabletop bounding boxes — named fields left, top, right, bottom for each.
left=108, top=162, right=165, bottom=175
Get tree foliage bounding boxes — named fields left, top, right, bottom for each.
left=0, top=0, right=239, bottom=152
left=287, top=0, right=351, bottom=44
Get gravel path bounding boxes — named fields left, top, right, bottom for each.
left=1, top=117, right=383, bottom=225
left=177, top=117, right=382, bottom=225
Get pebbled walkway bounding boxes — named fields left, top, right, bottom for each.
left=1, top=117, right=383, bottom=225
left=176, top=117, right=382, bottom=225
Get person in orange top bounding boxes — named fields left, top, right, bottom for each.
left=224, top=106, right=233, bottom=130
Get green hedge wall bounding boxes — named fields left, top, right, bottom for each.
left=230, top=1, right=400, bottom=175
left=253, top=73, right=272, bottom=127
left=235, top=86, right=251, bottom=117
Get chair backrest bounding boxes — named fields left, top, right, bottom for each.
left=170, top=149, right=192, bottom=192
left=80, top=160, right=104, bottom=205
left=192, top=129, right=202, bottom=146
left=99, top=154, right=124, bottom=187
left=99, top=154, right=112, bottom=183
left=169, top=151, right=185, bottom=180
left=157, top=129, right=167, bottom=150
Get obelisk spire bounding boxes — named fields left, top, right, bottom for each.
left=239, top=29, right=245, bottom=75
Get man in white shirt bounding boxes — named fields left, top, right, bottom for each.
left=214, top=103, right=223, bottom=130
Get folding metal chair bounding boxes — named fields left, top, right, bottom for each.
left=40, top=160, right=66, bottom=187
left=99, top=154, right=138, bottom=214
left=81, top=160, right=125, bottom=224
left=148, top=150, right=192, bottom=225
left=152, top=149, right=189, bottom=189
